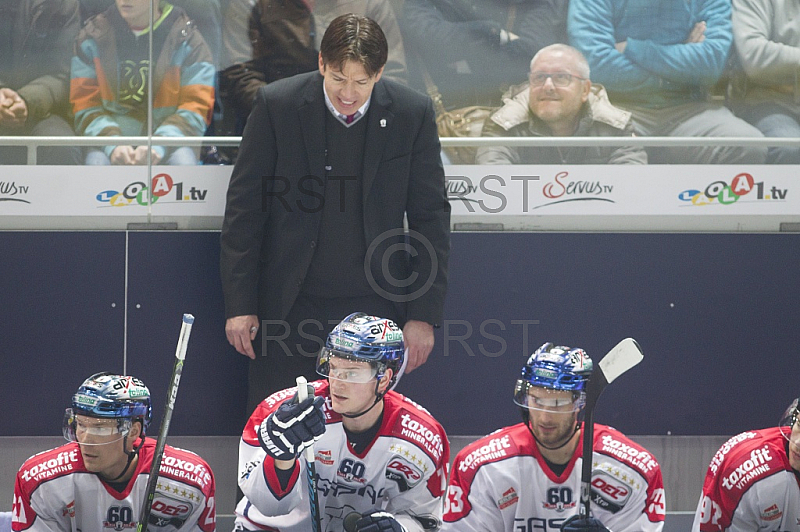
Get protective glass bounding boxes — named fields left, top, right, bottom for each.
left=513, top=382, right=585, bottom=413
left=316, top=347, right=379, bottom=383
left=529, top=72, right=584, bottom=88
left=63, top=409, right=130, bottom=445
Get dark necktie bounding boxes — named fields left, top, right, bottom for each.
left=345, top=114, right=356, bottom=124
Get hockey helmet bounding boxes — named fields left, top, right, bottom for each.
left=514, top=342, right=593, bottom=413
left=317, top=312, right=406, bottom=388
left=64, top=372, right=152, bottom=442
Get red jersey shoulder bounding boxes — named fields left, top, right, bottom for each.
left=140, top=440, right=215, bottom=495
left=452, top=423, right=530, bottom=481
left=707, top=427, right=789, bottom=494
left=594, top=425, right=661, bottom=480
left=386, top=391, right=447, bottom=464
left=16, top=442, right=85, bottom=493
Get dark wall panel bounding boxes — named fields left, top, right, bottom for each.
left=2, top=231, right=798, bottom=438
left=0, top=232, right=125, bottom=435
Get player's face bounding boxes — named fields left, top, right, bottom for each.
left=115, top=0, right=159, bottom=29
left=789, top=420, right=800, bottom=471
left=526, top=388, right=579, bottom=448
left=318, top=57, right=384, bottom=117
left=75, top=415, right=134, bottom=479
left=528, top=50, right=591, bottom=132
left=327, top=358, right=387, bottom=415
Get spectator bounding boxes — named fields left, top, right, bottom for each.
left=71, top=0, right=215, bottom=165
left=477, top=44, right=647, bottom=164
left=730, top=0, right=800, bottom=164
left=220, top=0, right=407, bottom=132
left=402, top=0, right=569, bottom=109
left=568, top=0, right=766, bottom=164
left=0, top=0, right=81, bottom=165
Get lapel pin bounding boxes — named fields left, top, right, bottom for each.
left=380, top=118, right=387, bottom=128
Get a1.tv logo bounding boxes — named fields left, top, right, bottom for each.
left=96, top=173, right=207, bottom=207
left=679, top=173, right=788, bottom=205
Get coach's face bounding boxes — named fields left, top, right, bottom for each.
left=319, top=56, right=384, bottom=117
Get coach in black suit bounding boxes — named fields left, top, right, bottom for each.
left=220, top=13, right=451, bottom=413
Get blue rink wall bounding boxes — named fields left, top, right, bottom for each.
left=2, top=231, right=799, bottom=518
left=2, top=230, right=799, bottom=438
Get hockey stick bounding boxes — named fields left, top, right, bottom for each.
left=296, top=376, right=323, bottom=532
left=136, top=314, right=194, bottom=532
left=579, top=338, right=643, bottom=519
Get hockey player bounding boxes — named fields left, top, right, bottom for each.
left=235, top=312, right=449, bottom=531
left=442, top=343, right=666, bottom=532
left=12, top=372, right=216, bottom=531
left=693, top=398, right=800, bottom=531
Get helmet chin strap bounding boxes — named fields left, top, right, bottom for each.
left=103, top=429, right=145, bottom=482
left=340, top=380, right=388, bottom=419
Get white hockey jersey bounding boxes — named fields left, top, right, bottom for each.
left=693, top=427, right=800, bottom=532
left=442, top=423, right=665, bottom=532
left=235, top=380, right=449, bottom=532
left=12, top=438, right=216, bottom=532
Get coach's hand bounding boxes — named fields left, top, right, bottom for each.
left=226, top=315, right=259, bottom=359
left=403, top=320, right=433, bottom=373
left=258, top=393, right=325, bottom=461
left=355, top=512, right=408, bottom=532
left=561, top=516, right=611, bottom=532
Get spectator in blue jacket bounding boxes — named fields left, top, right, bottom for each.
left=568, top=0, right=766, bottom=164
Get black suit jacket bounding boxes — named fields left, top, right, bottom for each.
left=220, top=71, right=450, bottom=326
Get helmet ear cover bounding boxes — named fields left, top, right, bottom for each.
left=779, top=398, right=800, bottom=442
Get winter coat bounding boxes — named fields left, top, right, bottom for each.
left=476, top=84, right=647, bottom=164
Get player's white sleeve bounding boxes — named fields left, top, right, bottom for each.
left=441, top=464, right=506, bottom=532
left=237, top=438, right=303, bottom=517
left=603, top=485, right=665, bottom=532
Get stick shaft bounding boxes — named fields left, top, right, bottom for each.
left=136, top=314, right=194, bottom=532
left=296, top=376, right=322, bottom=532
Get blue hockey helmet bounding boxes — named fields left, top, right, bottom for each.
left=64, top=372, right=152, bottom=441
left=514, top=343, right=593, bottom=413
left=317, top=312, right=406, bottom=388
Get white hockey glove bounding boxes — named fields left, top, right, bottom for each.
left=354, top=512, right=408, bottom=532
left=257, top=386, right=325, bottom=460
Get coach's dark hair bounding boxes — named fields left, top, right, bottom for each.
left=319, top=14, right=388, bottom=78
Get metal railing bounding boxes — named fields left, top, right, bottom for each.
left=2, top=135, right=798, bottom=165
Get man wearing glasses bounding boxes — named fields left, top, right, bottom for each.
left=235, top=312, right=449, bottom=532
left=11, top=373, right=216, bottom=531
left=693, top=399, right=800, bottom=531
left=476, top=44, right=646, bottom=165
left=442, top=343, right=665, bottom=532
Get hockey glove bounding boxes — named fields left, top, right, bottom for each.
left=561, top=516, right=611, bottom=532
left=258, top=389, right=325, bottom=460
left=355, top=512, right=408, bottom=532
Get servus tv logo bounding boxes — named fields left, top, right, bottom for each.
left=96, top=173, right=207, bottom=207
left=678, top=173, right=788, bottom=206
left=0, top=181, right=30, bottom=204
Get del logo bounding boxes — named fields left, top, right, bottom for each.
left=96, top=173, right=208, bottom=207
left=536, top=171, right=614, bottom=209
left=679, top=173, right=788, bottom=206
left=0, top=181, right=31, bottom=204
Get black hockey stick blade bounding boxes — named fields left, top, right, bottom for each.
left=580, top=338, right=643, bottom=518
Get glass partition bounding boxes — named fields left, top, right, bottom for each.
left=1, top=0, right=797, bottom=231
